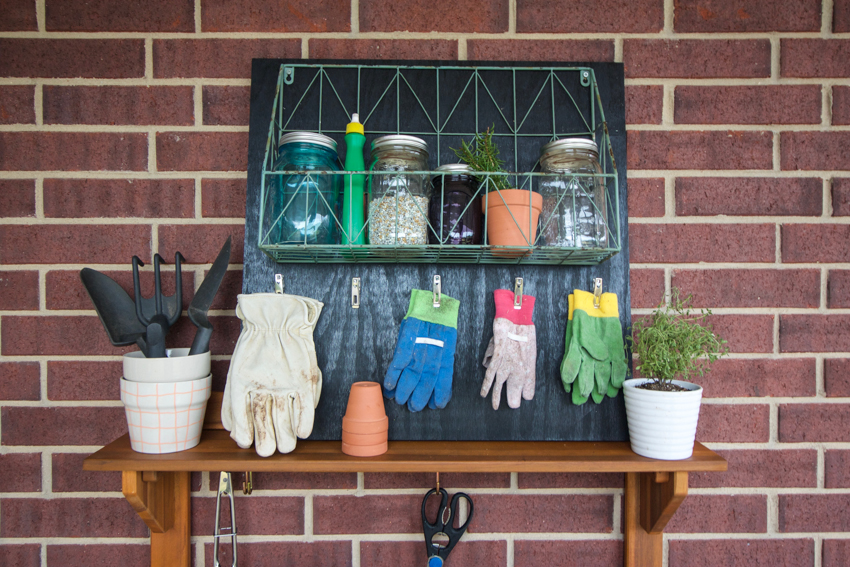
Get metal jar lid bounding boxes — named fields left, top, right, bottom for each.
left=371, top=134, right=429, bottom=154
left=540, top=138, right=599, bottom=157
left=278, top=131, right=338, bottom=151
left=435, top=163, right=474, bottom=174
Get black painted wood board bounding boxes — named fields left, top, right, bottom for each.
left=244, top=59, right=631, bottom=441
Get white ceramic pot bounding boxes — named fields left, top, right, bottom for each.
left=623, top=378, right=703, bottom=460
left=123, top=348, right=211, bottom=383
left=120, top=374, right=212, bottom=454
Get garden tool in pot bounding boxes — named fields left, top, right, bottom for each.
left=132, top=253, right=184, bottom=358
left=80, top=268, right=150, bottom=357
left=221, top=292, right=324, bottom=457
left=422, top=485, right=473, bottom=567
left=187, top=236, right=231, bottom=355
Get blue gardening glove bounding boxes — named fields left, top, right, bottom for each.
left=383, top=289, right=460, bottom=412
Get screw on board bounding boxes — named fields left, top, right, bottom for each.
left=284, top=66, right=295, bottom=85
left=581, top=70, right=591, bottom=87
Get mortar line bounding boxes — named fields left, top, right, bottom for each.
left=302, top=38, right=309, bottom=59
left=823, top=0, right=835, bottom=37
left=194, top=84, right=203, bottom=127
left=506, top=535, right=515, bottom=567
left=38, top=266, right=47, bottom=312
left=36, top=0, right=45, bottom=33
left=352, top=540, right=361, bottom=567
left=817, top=354, right=826, bottom=398
left=767, top=492, right=779, bottom=535
left=817, top=446, right=825, bottom=491
left=664, top=267, right=672, bottom=300
left=34, top=177, right=44, bottom=219
left=815, top=536, right=823, bottom=567
left=772, top=308, right=780, bottom=355
left=195, top=176, right=203, bottom=219
left=613, top=38, right=623, bottom=62
left=824, top=178, right=833, bottom=217
left=457, top=38, right=467, bottom=61
left=663, top=175, right=675, bottom=217
left=194, top=0, right=202, bottom=33
left=42, top=449, right=52, bottom=496
left=775, top=223, right=782, bottom=265
left=663, top=0, right=674, bottom=35
left=821, top=267, right=829, bottom=310
left=771, top=36, right=781, bottom=81
left=351, top=0, right=360, bottom=34
left=148, top=129, right=157, bottom=173
left=824, top=84, right=833, bottom=126
left=769, top=401, right=779, bottom=443
left=145, top=38, right=153, bottom=82
left=304, top=493, right=314, bottom=538
left=39, top=357, right=47, bottom=402
left=508, top=0, right=517, bottom=34
left=661, top=84, right=675, bottom=125
left=34, top=83, right=43, bottom=126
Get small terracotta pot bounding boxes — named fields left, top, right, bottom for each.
left=341, top=429, right=388, bottom=446
left=344, top=382, right=386, bottom=421
left=342, top=415, right=389, bottom=435
left=341, top=382, right=388, bottom=457
left=342, top=441, right=388, bottom=457
left=483, top=189, right=543, bottom=256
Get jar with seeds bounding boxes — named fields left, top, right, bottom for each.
left=368, top=135, right=431, bottom=245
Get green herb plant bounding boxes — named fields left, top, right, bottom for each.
left=627, top=289, right=728, bottom=392
left=451, top=126, right=512, bottom=192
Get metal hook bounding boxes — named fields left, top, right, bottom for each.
left=513, top=278, right=524, bottom=310
left=352, top=277, right=361, bottom=309
left=242, top=472, right=253, bottom=495
left=433, top=275, right=441, bottom=308
left=593, top=278, right=603, bottom=309
left=274, top=274, right=284, bottom=294
left=214, top=472, right=237, bottom=567
left=436, top=472, right=440, bottom=492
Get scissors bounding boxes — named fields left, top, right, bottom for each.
left=422, top=487, right=474, bottom=567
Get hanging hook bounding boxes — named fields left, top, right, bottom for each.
left=352, top=277, right=361, bottom=309
left=433, top=275, right=441, bottom=308
left=242, top=471, right=253, bottom=495
left=513, top=277, right=524, bottom=310
left=214, top=472, right=237, bottom=567
left=274, top=274, right=284, bottom=294
left=593, top=278, right=603, bottom=309
left=436, top=472, right=440, bottom=492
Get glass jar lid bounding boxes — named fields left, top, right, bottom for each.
left=435, top=163, right=474, bottom=174
left=541, top=138, right=599, bottom=157
left=371, top=134, right=429, bottom=154
left=279, top=131, right=338, bottom=151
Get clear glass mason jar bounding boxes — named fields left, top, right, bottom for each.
left=538, top=138, right=608, bottom=249
left=429, top=164, right=482, bottom=245
left=368, top=135, right=431, bottom=245
left=269, top=132, right=342, bottom=245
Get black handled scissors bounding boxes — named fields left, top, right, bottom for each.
left=422, top=488, right=474, bottom=567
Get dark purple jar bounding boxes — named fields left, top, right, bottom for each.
left=428, top=164, right=483, bottom=245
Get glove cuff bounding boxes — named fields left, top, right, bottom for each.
left=405, top=289, right=460, bottom=329
left=572, top=289, right=619, bottom=318
left=493, top=289, right=535, bottom=325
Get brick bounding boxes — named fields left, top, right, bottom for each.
left=697, top=404, right=769, bottom=442
left=314, top=494, right=421, bottom=534
left=780, top=494, right=850, bottom=532
left=0, top=270, right=39, bottom=310
left=517, top=0, right=661, bottom=32
left=364, top=472, right=510, bottom=489
left=698, top=358, right=815, bottom=398
left=47, top=545, right=149, bottom=567
left=832, top=86, right=850, bottom=125
left=668, top=495, right=766, bottom=533
left=2, top=406, right=127, bottom=446
left=671, top=269, right=820, bottom=308
left=626, top=85, right=663, bottom=125
left=309, top=39, right=458, bottom=60
left=159, top=224, right=244, bottom=264
left=0, top=225, right=150, bottom=264
left=783, top=225, right=850, bottom=263
left=204, top=541, right=351, bottom=567
left=211, top=470, right=356, bottom=490
left=52, top=453, right=121, bottom=492
left=0, top=39, right=144, bottom=78
left=519, top=472, right=622, bottom=489
left=156, top=132, right=248, bottom=172
left=839, top=0, right=850, bottom=31
left=834, top=178, right=850, bottom=216
left=824, top=540, right=850, bottom=567
left=0, top=361, right=40, bottom=401
left=363, top=0, right=506, bottom=32
left=629, top=130, right=773, bottom=170
left=825, top=359, right=850, bottom=397
left=515, top=540, right=621, bottom=567
left=467, top=40, right=614, bottom=62
left=211, top=360, right=230, bottom=391
left=780, top=315, right=850, bottom=353
left=207, top=270, right=241, bottom=311
left=0, top=453, right=41, bottom=492
left=46, top=269, right=194, bottom=312
left=629, top=269, right=665, bottom=309
left=0, top=498, right=146, bottom=537
left=193, top=496, right=303, bottom=536
left=676, top=177, right=823, bottom=216
left=782, top=40, right=850, bottom=78
left=470, top=495, right=612, bottom=533
left=44, top=86, right=194, bottom=126
left=202, top=179, right=246, bottom=218
left=782, top=132, right=850, bottom=170
left=628, top=178, right=665, bottom=217
left=46, top=0, right=193, bottom=31
left=0, top=132, right=148, bottom=171
left=675, top=86, right=821, bottom=125
left=0, top=85, right=34, bottom=124
left=624, top=39, right=771, bottom=78
left=154, top=39, right=301, bottom=79
left=674, top=0, right=820, bottom=32
left=0, top=179, right=35, bottom=217
left=706, top=314, right=774, bottom=353
left=48, top=361, right=122, bottom=401
left=1, top=316, right=135, bottom=356
left=829, top=271, right=850, bottom=308
left=203, top=0, right=348, bottom=31
left=0, top=0, right=37, bottom=30
left=0, top=545, right=39, bottom=567
left=826, top=450, right=850, bottom=487
left=691, top=449, right=817, bottom=488
left=45, top=178, right=195, bottom=219
left=363, top=540, right=505, bottom=567
left=669, top=539, right=814, bottom=567
left=203, top=86, right=250, bottom=126
left=630, top=224, right=775, bottom=263
left=780, top=404, right=850, bottom=442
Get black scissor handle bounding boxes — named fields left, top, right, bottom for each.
left=445, top=492, right=474, bottom=537
left=421, top=487, right=449, bottom=531
left=422, top=488, right=474, bottom=562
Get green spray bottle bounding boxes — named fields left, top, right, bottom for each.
left=342, top=113, right=366, bottom=245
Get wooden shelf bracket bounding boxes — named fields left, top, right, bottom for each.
left=624, top=471, right=688, bottom=567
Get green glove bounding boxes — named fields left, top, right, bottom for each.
left=560, top=289, right=628, bottom=405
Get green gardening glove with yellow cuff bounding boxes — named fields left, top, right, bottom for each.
left=560, top=289, right=628, bottom=405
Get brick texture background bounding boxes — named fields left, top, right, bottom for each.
left=0, top=1, right=848, bottom=565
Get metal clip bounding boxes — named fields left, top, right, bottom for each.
left=214, top=472, right=237, bottom=567
left=352, top=277, right=361, bottom=309
left=274, top=274, right=284, bottom=294
left=593, top=278, right=603, bottom=309
left=513, top=278, right=524, bottom=310
left=242, top=471, right=253, bottom=495
left=432, top=275, right=441, bottom=308
left=283, top=66, right=295, bottom=85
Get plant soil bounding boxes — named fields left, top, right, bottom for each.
left=636, top=381, right=690, bottom=392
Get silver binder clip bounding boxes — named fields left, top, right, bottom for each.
left=513, top=278, right=524, bottom=310
left=274, top=274, right=284, bottom=294
left=214, top=472, right=237, bottom=567
left=352, top=277, right=361, bottom=309
left=593, top=278, right=603, bottom=309
left=433, top=275, right=441, bottom=308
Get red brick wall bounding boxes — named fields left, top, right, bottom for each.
left=0, top=0, right=848, bottom=565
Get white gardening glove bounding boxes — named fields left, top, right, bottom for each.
left=221, top=293, right=323, bottom=456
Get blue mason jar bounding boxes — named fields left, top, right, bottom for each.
left=268, top=132, right=342, bottom=245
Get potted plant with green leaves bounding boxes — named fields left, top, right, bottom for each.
left=624, top=289, right=728, bottom=460
left=453, top=127, right=543, bottom=252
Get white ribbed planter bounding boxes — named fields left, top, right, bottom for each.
left=623, top=378, right=703, bottom=460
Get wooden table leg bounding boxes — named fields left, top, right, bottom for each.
left=122, top=471, right=191, bottom=567
left=624, top=471, right=688, bottom=567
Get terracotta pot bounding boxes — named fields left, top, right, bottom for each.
left=341, top=382, right=388, bottom=457
left=341, top=429, right=388, bottom=446
left=342, top=415, right=389, bottom=435
left=483, top=189, right=543, bottom=256
left=342, top=440, right=388, bottom=457
left=343, top=382, right=386, bottom=421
